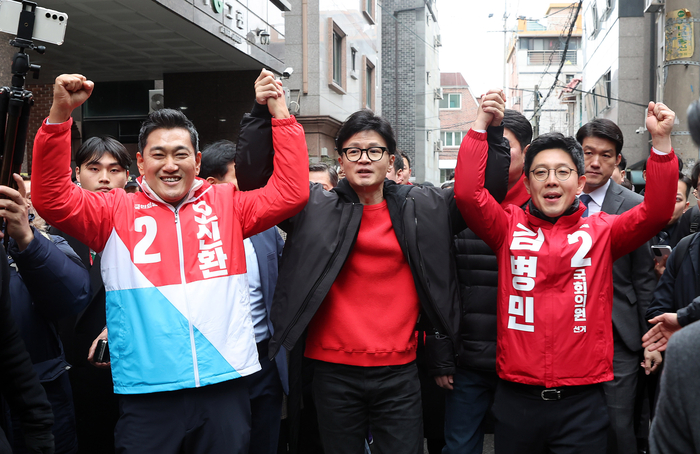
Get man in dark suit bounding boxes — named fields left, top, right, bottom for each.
left=576, top=119, right=657, bottom=454
left=200, top=138, right=287, bottom=454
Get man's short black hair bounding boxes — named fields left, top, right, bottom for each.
left=618, top=153, right=627, bottom=171
left=309, top=162, right=339, bottom=188
left=401, top=152, right=411, bottom=169
left=575, top=118, right=624, bottom=156
left=199, top=140, right=236, bottom=181
left=691, top=161, right=700, bottom=191
left=392, top=152, right=404, bottom=174
left=524, top=133, right=585, bottom=178
left=335, top=109, right=397, bottom=156
left=502, top=109, right=533, bottom=149
left=138, top=108, right=199, bottom=153
left=680, top=174, right=693, bottom=199
left=75, top=136, right=132, bottom=170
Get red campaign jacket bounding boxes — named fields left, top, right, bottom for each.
left=31, top=117, right=309, bottom=394
left=454, top=129, right=677, bottom=387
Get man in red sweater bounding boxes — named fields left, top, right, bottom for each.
left=454, top=92, right=678, bottom=453
left=240, top=105, right=510, bottom=454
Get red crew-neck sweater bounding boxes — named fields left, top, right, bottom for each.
left=305, top=200, right=420, bottom=366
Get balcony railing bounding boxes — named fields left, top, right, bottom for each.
left=527, top=50, right=577, bottom=66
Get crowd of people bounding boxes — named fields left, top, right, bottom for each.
left=0, top=68, right=698, bottom=454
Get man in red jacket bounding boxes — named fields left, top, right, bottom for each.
left=454, top=91, right=678, bottom=453
left=31, top=71, right=309, bottom=454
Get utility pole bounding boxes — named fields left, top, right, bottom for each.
left=503, top=0, right=508, bottom=90
left=662, top=3, right=700, bottom=165
left=533, top=84, right=540, bottom=138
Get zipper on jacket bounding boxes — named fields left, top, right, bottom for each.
left=276, top=203, right=357, bottom=352
left=173, top=209, right=200, bottom=387
left=405, top=197, right=453, bottom=348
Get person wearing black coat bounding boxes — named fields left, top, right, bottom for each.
left=1, top=175, right=91, bottom=454
left=236, top=94, right=510, bottom=454
left=644, top=232, right=700, bottom=348
left=0, top=238, right=56, bottom=454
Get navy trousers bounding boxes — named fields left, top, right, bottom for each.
left=114, top=379, right=250, bottom=454
left=442, top=368, right=498, bottom=454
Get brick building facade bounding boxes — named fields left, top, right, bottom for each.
left=438, top=72, right=478, bottom=183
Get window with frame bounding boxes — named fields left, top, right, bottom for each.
left=439, top=93, right=461, bottom=109
left=441, top=131, right=465, bottom=147
left=602, top=70, right=611, bottom=109
left=525, top=37, right=579, bottom=65
left=521, top=37, right=580, bottom=51
left=362, top=0, right=375, bottom=24
left=328, top=19, right=347, bottom=94
left=605, top=0, right=614, bottom=15
left=589, top=3, right=599, bottom=37
left=362, top=56, right=375, bottom=110
left=585, top=70, right=612, bottom=119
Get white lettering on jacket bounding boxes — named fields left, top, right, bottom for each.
left=507, top=226, right=541, bottom=332
left=193, top=201, right=228, bottom=278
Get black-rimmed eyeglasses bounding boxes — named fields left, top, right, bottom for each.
left=340, top=147, right=388, bottom=162
left=530, top=166, right=577, bottom=181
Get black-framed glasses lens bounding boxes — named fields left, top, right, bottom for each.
left=343, top=147, right=386, bottom=162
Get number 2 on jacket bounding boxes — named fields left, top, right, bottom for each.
left=134, top=216, right=162, bottom=264
left=568, top=231, right=592, bottom=268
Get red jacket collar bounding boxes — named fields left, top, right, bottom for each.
left=501, top=174, right=530, bottom=208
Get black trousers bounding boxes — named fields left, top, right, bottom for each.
left=493, top=380, right=609, bottom=454
left=311, top=360, right=423, bottom=454
left=114, top=379, right=250, bottom=454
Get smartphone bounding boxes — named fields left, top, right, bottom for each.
left=651, top=245, right=672, bottom=259
left=95, top=339, right=110, bottom=363
left=0, top=0, right=68, bottom=46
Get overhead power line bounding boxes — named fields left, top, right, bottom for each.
left=530, top=0, right=583, bottom=121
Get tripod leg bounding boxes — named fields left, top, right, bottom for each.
left=12, top=91, right=33, bottom=180
left=1, top=90, right=32, bottom=190
left=0, top=88, right=9, bottom=163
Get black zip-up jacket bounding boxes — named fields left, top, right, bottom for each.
left=0, top=244, right=55, bottom=453
left=647, top=232, right=700, bottom=327
left=234, top=105, right=510, bottom=373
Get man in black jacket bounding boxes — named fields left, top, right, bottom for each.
left=0, top=240, right=55, bottom=454
left=438, top=109, right=532, bottom=454
left=237, top=91, right=510, bottom=454
left=3, top=174, right=91, bottom=454
left=643, top=231, right=700, bottom=352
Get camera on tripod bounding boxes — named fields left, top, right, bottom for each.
left=0, top=1, right=68, bottom=190
left=0, top=0, right=68, bottom=46
left=0, top=1, right=66, bottom=245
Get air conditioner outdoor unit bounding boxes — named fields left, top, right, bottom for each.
left=435, top=35, right=442, bottom=47
left=644, top=0, right=664, bottom=13
left=149, top=89, right=164, bottom=113
left=434, top=140, right=443, bottom=152
left=434, top=87, right=444, bottom=100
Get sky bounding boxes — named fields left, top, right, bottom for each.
left=438, top=0, right=561, bottom=96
